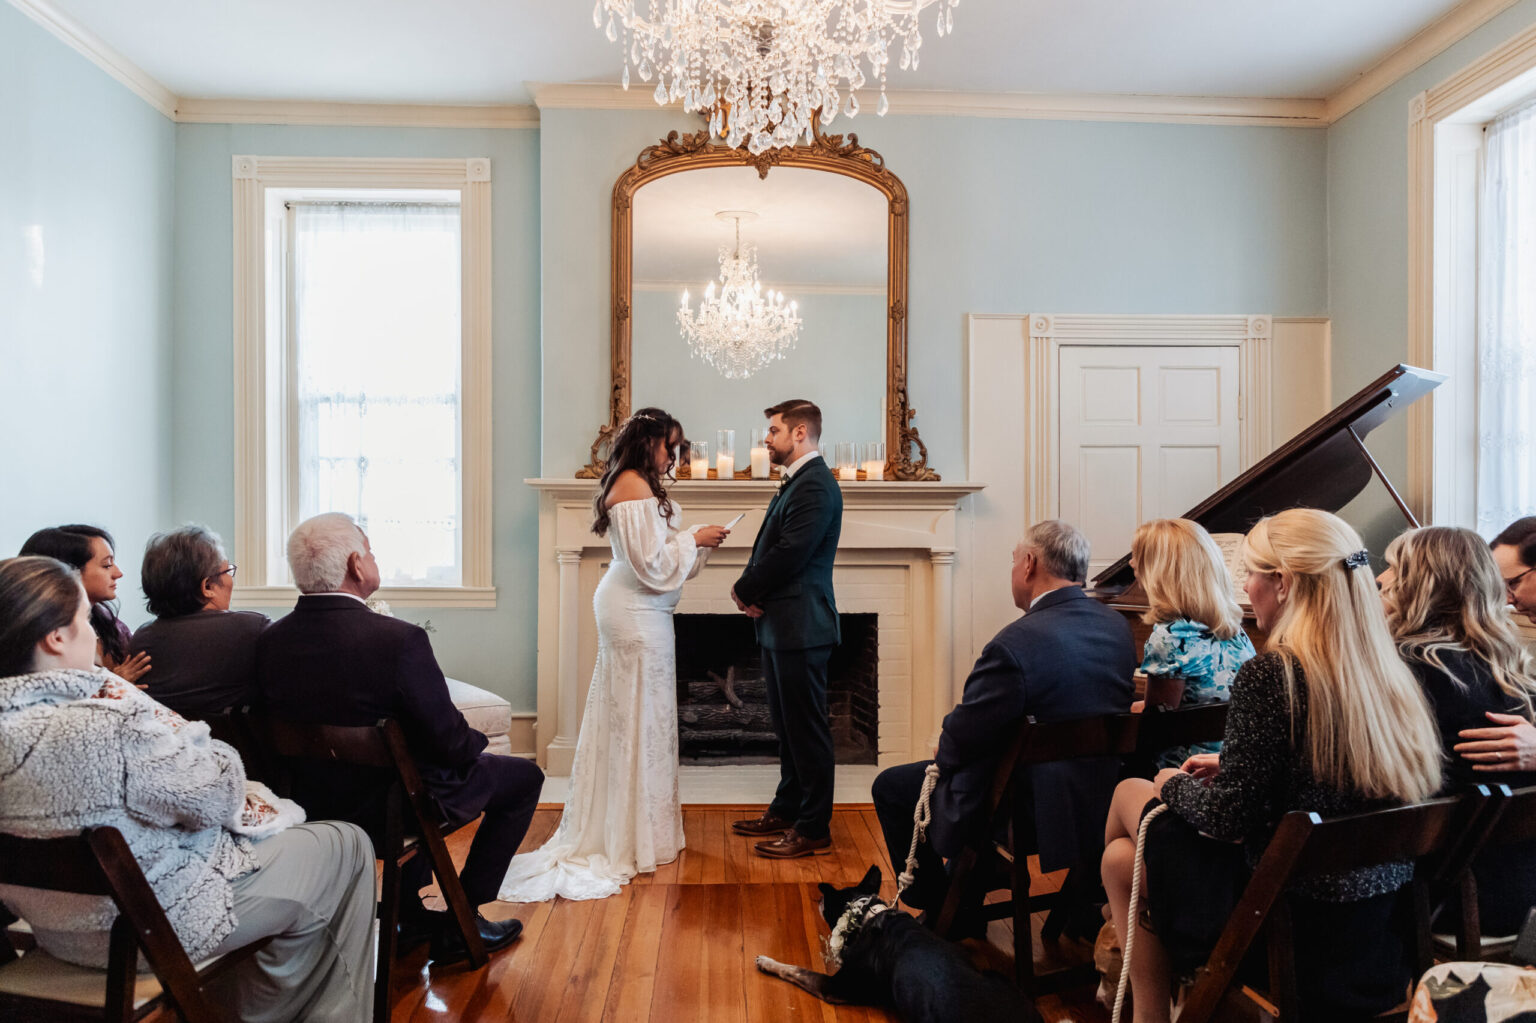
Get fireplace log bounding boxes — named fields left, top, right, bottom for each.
left=678, top=703, right=772, bottom=730
left=684, top=677, right=767, bottom=703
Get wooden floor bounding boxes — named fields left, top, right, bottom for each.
left=389, top=805, right=1109, bottom=1022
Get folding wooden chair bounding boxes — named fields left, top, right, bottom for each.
left=933, top=696, right=1230, bottom=1000
left=1434, top=783, right=1536, bottom=961
left=249, top=715, right=487, bottom=1023
left=1177, top=793, right=1487, bottom=1023
left=0, top=826, right=270, bottom=1022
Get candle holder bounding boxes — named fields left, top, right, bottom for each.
left=835, top=441, right=859, bottom=481
left=688, top=441, right=709, bottom=481
left=862, top=441, right=886, bottom=481
left=716, top=430, right=735, bottom=480
left=750, top=428, right=771, bottom=479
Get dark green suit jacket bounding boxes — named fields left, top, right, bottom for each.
left=733, top=455, right=843, bottom=650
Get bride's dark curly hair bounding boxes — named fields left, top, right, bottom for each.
left=592, top=407, right=684, bottom=537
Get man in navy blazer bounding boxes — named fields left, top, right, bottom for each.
left=255, top=513, right=544, bottom=963
left=730, top=399, right=844, bottom=859
left=872, top=519, right=1135, bottom=915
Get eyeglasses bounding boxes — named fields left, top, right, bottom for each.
left=209, top=564, right=238, bottom=580
left=1506, top=566, right=1535, bottom=593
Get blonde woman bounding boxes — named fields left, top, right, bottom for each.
left=1130, top=519, right=1256, bottom=767
left=1101, top=509, right=1443, bottom=1022
left=1380, top=526, right=1536, bottom=936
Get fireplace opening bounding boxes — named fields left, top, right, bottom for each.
left=674, top=613, right=878, bottom=765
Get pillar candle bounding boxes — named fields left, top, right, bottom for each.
left=862, top=460, right=885, bottom=481
left=750, top=447, right=770, bottom=478
left=716, top=453, right=735, bottom=477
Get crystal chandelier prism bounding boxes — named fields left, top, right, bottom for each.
left=595, top=0, right=961, bottom=154
left=677, top=212, right=802, bottom=380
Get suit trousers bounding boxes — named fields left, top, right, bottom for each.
left=405, top=752, right=544, bottom=908
left=763, top=644, right=835, bottom=840
left=207, top=821, right=376, bottom=1022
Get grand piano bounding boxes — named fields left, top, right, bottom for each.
left=1089, top=363, right=1446, bottom=652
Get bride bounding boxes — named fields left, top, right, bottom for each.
left=499, top=408, right=730, bottom=902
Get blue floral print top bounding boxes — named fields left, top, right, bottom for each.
left=1141, top=618, right=1256, bottom=768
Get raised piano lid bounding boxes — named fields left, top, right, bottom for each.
left=1091, top=363, right=1446, bottom=595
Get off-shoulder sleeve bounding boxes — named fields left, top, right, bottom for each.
left=610, top=499, right=703, bottom=593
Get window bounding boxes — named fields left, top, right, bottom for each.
left=232, top=157, right=493, bottom=606
left=1421, top=58, right=1536, bottom=537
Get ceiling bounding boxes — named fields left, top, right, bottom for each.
left=37, top=0, right=1473, bottom=107
left=633, top=167, right=887, bottom=291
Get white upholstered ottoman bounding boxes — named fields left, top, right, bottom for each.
left=444, top=678, right=514, bottom=757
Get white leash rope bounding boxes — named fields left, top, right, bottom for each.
left=895, top=763, right=942, bottom=905
left=1113, top=803, right=1168, bottom=1023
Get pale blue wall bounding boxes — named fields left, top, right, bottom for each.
left=0, top=4, right=175, bottom=628
left=1326, top=0, right=1536, bottom=545
left=540, top=108, right=1329, bottom=479
left=171, top=123, right=541, bottom=700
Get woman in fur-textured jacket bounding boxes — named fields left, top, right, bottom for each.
left=0, top=554, right=376, bottom=1022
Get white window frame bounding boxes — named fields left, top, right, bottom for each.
left=1409, top=24, right=1536, bottom=526
left=231, top=155, right=494, bottom=608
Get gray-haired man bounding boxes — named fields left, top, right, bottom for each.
left=871, top=520, right=1135, bottom=916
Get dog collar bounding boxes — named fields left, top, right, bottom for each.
left=823, top=896, right=891, bottom=968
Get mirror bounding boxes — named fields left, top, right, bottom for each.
left=578, top=126, right=939, bottom=480
left=630, top=167, right=886, bottom=459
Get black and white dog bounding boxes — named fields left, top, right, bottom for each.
left=755, top=866, right=1032, bottom=1023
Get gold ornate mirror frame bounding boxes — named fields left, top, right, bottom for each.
left=578, top=123, right=940, bottom=480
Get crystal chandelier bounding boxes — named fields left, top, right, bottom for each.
left=595, top=0, right=961, bottom=154
left=677, top=212, right=802, bottom=380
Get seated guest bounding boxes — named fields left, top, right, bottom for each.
left=1379, top=525, right=1536, bottom=935
left=255, top=512, right=543, bottom=962
left=128, top=525, right=269, bottom=719
left=19, top=525, right=149, bottom=683
left=871, top=520, right=1134, bottom=917
left=1129, top=518, right=1256, bottom=766
left=1458, top=516, right=1536, bottom=773
left=0, top=555, right=374, bottom=1022
left=1102, top=509, right=1442, bottom=1022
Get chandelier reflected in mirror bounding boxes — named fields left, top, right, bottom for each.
left=594, top=0, right=961, bottom=154
left=677, top=211, right=802, bottom=380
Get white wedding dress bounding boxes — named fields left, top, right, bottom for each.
left=498, top=498, right=706, bottom=902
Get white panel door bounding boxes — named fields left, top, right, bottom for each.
left=1059, top=346, right=1241, bottom=578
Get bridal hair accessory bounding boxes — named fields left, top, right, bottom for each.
left=623, top=411, right=660, bottom=429
left=1343, top=550, right=1371, bottom=570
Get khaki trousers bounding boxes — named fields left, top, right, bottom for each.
left=207, top=821, right=375, bottom=1022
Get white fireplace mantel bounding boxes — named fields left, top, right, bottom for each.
left=526, top=478, right=985, bottom=774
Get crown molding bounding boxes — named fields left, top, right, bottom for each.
left=1324, top=0, right=1524, bottom=123
left=9, top=0, right=176, bottom=118
left=175, top=97, right=539, bottom=129
left=12, top=0, right=1531, bottom=131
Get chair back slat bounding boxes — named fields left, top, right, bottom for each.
left=1287, top=797, right=1466, bottom=880
left=256, top=715, right=396, bottom=769
left=1135, top=702, right=1228, bottom=754
left=1486, top=783, right=1536, bottom=846
left=0, top=833, right=115, bottom=896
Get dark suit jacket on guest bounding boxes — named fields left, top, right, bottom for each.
left=129, top=609, right=270, bottom=720
left=254, top=595, right=490, bottom=831
left=932, top=585, right=1135, bottom=872
left=733, top=455, right=842, bottom=651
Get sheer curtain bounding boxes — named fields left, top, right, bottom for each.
left=291, top=202, right=462, bottom=586
left=1478, top=103, right=1536, bottom=536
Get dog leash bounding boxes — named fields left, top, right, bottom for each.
left=894, top=763, right=942, bottom=906
left=1112, top=802, right=1169, bottom=1023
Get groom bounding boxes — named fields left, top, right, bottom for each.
left=731, top=399, right=843, bottom=858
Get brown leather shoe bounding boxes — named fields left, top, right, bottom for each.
left=754, top=829, right=832, bottom=859
left=731, top=812, right=792, bottom=836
